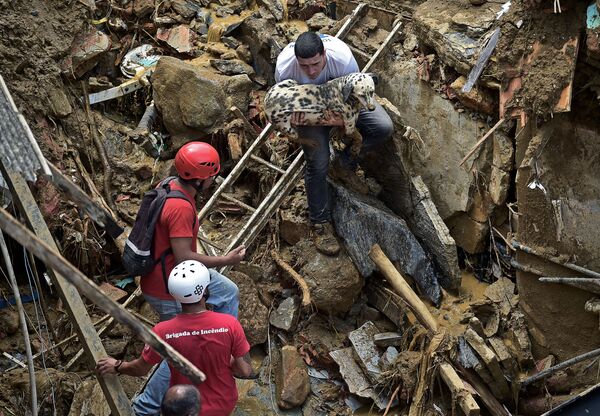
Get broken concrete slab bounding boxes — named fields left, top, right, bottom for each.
left=329, top=348, right=389, bottom=410
left=269, top=296, right=300, bottom=332
left=276, top=345, right=310, bottom=409
left=373, top=332, right=403, bottom=348
left=348, top=321, right=383, bottom=383
left=330, top=182, right=443, bottom=305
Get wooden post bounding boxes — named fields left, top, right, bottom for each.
left=369, top=244, right=438, bottom=333
left=459, top=119, right=505, bottom=166
left=0, top=207, right=206, bottom=385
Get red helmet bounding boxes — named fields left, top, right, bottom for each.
left=175, top=142, right=220, bottom=180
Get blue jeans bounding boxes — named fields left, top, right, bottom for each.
left=132, top=269, right=238, bottom=415
left=300, top=102, right=393, bottom=224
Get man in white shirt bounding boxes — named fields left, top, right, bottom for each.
left=274, top=31, right=394, bottom=256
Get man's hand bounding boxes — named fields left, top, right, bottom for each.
left=225, top=245, right=246, bottom=265
left=321, top=110, right=344, bottom=127
left=290, top=112, right=306, bottom=126
left=96, top=357, right=119, bottom=375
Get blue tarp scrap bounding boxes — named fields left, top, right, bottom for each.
left=588, top=2, right=600, bottom=30
left=0, top=291, right=39, bottom=309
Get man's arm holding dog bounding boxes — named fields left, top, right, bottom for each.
left=291, top=109, right=345, bottom=127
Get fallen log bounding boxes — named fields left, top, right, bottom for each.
left=271, top=250, right=311, bottom=307
left=520, top=347, right=600, bottom=387
left=0, top=207, right=206, bottom=384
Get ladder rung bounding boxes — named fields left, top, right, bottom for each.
left=220, top=194, right=256, bottom=212
left=198, top=234, right=225, bottom=252
left=250, top=154, right=286, bottom=174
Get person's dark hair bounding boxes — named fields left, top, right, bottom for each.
left=161, top=385, right=201, bottom=416
left=294, top=32, right=324, bottom=59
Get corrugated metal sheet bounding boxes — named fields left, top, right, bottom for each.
left=0, top=75, right=51, bottom=188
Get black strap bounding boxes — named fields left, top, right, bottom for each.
left=159, top=248, right=172, bottom=294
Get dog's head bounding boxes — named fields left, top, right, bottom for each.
left=341, top=73, right=378, bottom=111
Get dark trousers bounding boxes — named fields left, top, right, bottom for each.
left=298, top=102, right=394, bottom=224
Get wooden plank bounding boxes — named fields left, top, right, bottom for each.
left=334, top=3, right=367, bottom=39
left=0, top=168, right=134, bottom=416
left=362, top=20, right=402, bottom=73
left=0, top=205, right=207, bottom=385
left=439, top=363, right=480, bottom=416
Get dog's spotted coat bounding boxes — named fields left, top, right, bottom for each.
left=264, top=73, right=378, bottom=155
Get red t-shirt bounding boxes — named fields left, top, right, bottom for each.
left=141, top=311, right=251, bottom=416
left=140, top=181, right=199, bottom=299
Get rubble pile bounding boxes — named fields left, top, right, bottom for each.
left=0, top=0, right=599, bottom=415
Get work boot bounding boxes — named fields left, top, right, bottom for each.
left=329, top=158, right=370, bottom=195
left=311, top=222, right=340, bottom=256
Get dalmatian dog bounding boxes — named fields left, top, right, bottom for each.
left=264, top=72, right=378, bottom=156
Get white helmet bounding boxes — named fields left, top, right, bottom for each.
left=168, top=260, right=210, bottom=304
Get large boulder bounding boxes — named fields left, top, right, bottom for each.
left=331, top=182, right=443, bottom=305
left=152, top=57, right=253, bottom=147
left=289, top=240, right=363, bottom=315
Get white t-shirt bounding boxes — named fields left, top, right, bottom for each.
left=274, top=34, right=359, bottom=85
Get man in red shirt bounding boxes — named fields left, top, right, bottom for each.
left=96, top=260, right=254, bottom=416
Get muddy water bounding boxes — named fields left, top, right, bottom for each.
left=206, top=9, right=256, bottom=42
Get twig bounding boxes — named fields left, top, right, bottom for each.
left=383, top=383, right=401, bottom=416
left=270, top=250, right=311, bottom=307
left=81, top=81, right=117, bottom=215
left=459, top=119, right=505, bottom=166
left=0, top=230, right=37, bottom=415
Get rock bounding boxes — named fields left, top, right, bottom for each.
left=236, top=44, right=253, bottom=64
left=276, top=346, right=310, bottom=409
left=505, top=311, right=534, bottom=368
left=488, top=336, right=518, bottom=376
left=447, top=213, right=489, bottom=254
left=470, top=301, right=500, bottom=336
left=61, top=28, right=111, bottom=77
left=374, top=332, right=403, bottom=348
left=210, top=59, right=255, bottom=76
left=380, top=346, right=399, bottom=371
left=0, top=308, right=19, bottom=335
left=171, top=0, right=203, bottom=19
left=68, top=378, right=111, bottom=416
left=292, top=240, right=362, bottom=314
left=489, top=166, right=510, bottom=205
left=330, top=182, right=443, bottom=305
left=485, top=277, right=516, bottom=304
left=306, top=13, right=336, bottom=31
left=469, top=0, right=487, bottom=5
left=152, top=57, right=253, bottom=143
left=279, top=193, right=310, bottom=245
left=139, top=301, right=160, bottom=323
left=257, top=0, right=286, bottom=21
left=239, top=17, right=286, bottom=84
left=403, top=33, right=419, bottom=51
left=493, top=132, right=514, bottom=172
left=228, top=271, right=269, bottom=346
left=103, top=338, right=130, bottom=357
left=449, top=76, right=495, bottom=114
left=157, top=25, right=196, bottom=53
left=133, top=0, right=155, bottom=17
left=233, top=262, right=264, bottom=283
left=468, top=190, right=494, bottom=223
left=294, top=314, right=347, bottom=367
left=46, top=85, right=72, bottom=118
left=269, top=296, right=300, bottom=331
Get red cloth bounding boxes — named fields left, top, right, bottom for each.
left=140, top=181, right=199, bottom=299
left=141, top=311, right=251, bottom=416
